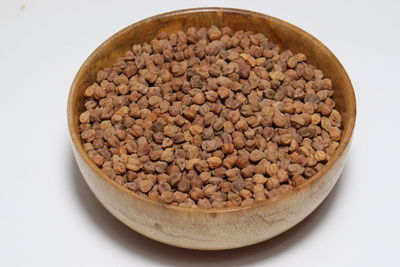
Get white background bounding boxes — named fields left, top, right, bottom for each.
left=1, top=0, right=399, bottom=266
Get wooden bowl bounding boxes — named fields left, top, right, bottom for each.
left=67, top=7, right=356, bottom=250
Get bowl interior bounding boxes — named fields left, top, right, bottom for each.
left=68, top=7, right=356, bottom=210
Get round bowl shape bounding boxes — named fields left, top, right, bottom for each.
left=68, top=7, right=356, bottom=250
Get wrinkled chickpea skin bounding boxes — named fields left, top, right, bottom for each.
left=79, top=26, right=342, bottom=208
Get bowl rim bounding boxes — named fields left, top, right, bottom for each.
left=67, top=7, right=356, bottom=214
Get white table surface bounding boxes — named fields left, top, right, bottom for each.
left=1, top=0, right=399, bottom=266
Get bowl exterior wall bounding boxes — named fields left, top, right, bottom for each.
left=72, top=141, right=349, bottom=250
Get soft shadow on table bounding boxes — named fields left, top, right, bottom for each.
left=69, top=150, right=351, bottom=266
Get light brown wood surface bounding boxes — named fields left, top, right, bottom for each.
left=67, top=7, right=356, bottom=250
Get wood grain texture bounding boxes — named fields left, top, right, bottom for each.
left=67, top=7, right=356, bottom=250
